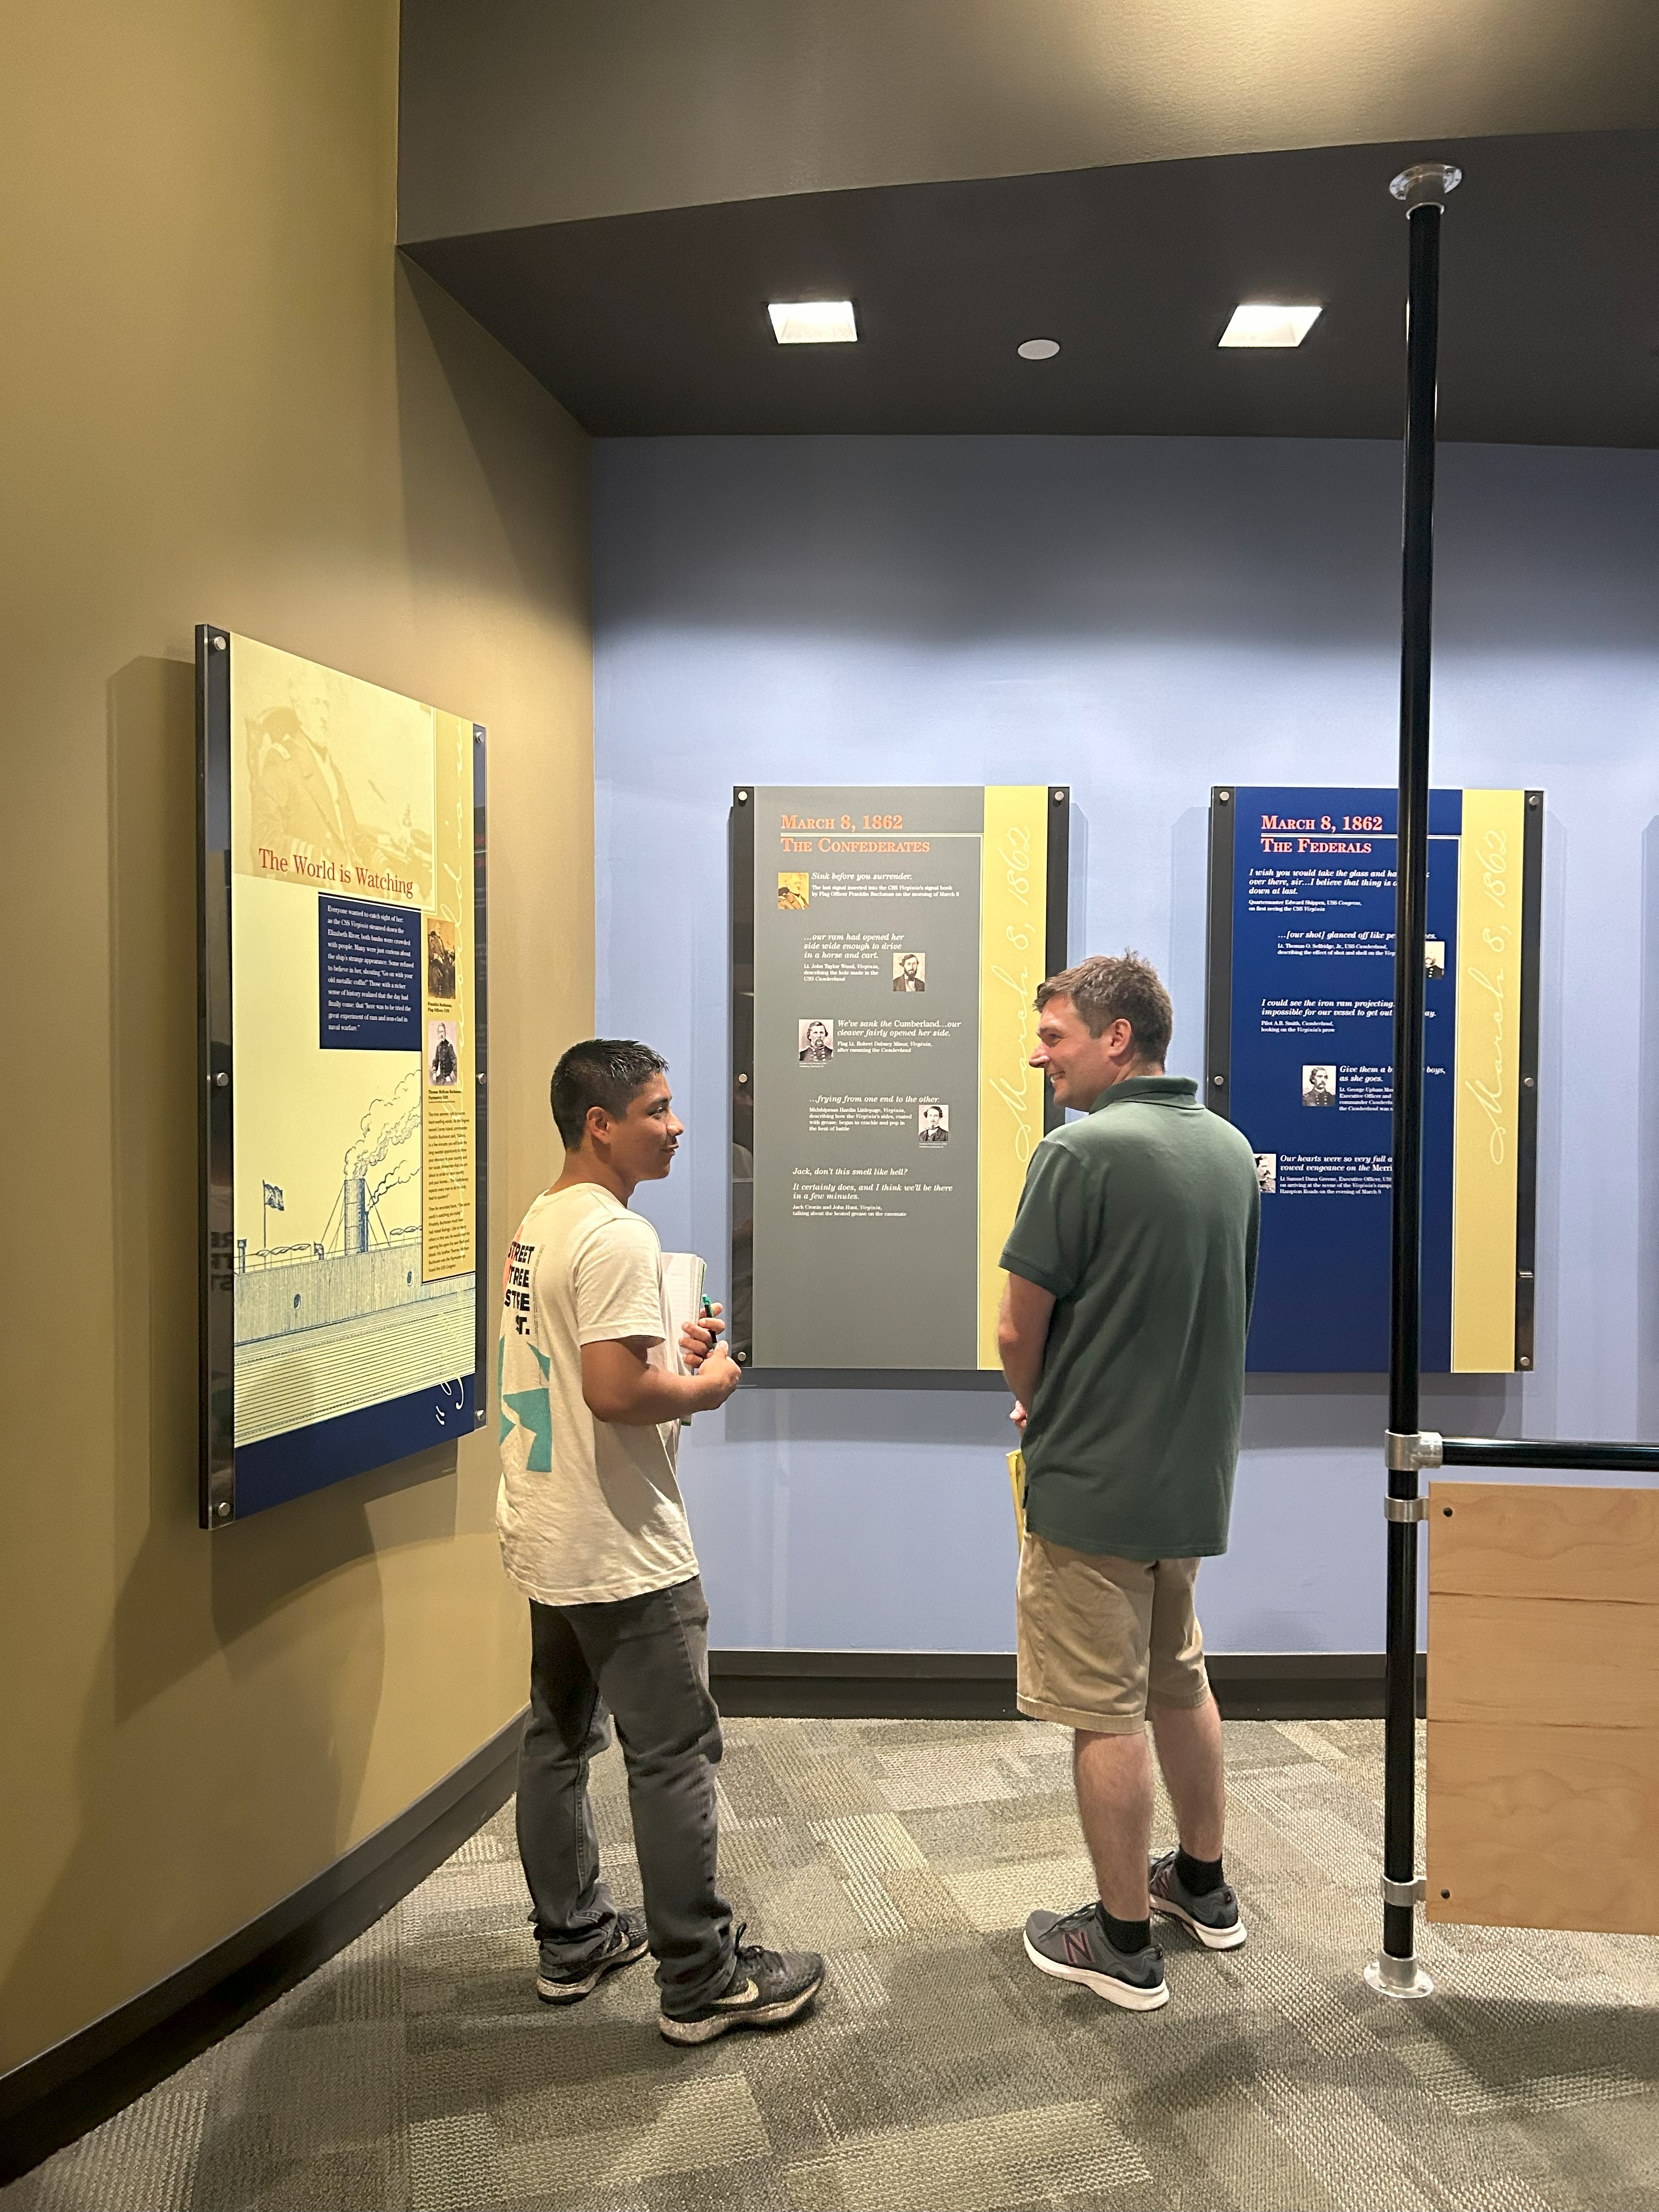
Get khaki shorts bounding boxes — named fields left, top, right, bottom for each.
left=1017, top=1532, right=1209, bottom=1735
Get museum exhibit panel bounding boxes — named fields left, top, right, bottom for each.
left=196, top=629, right=488, bottom=1522
left=731, top=783, right=1067, bottom=1378
left=1205, top=782, right=1540, bottom=1373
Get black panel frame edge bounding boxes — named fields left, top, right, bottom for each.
left=1042, top=786, right=1070, bottom=1135
left=1513, top=788, right=1543, bottom=1370
left=0, top=1713, right=526, bottom=2186
left=1203, top=787, right=1235, bottom=1121
left=196, top=624, right=235, bottom=1527
left=472, top=725, right=490, bottom=1417
left=729, top=787, right=755, bottom=1367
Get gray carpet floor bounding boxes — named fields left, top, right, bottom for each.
left=9, top=1716, right=1659, bottom=2211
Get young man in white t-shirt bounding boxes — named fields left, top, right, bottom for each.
left=499, top=1039, right=824, bottom=2044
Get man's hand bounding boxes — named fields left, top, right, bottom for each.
left=997, top=1273, right=1055, bottom=1420
left=1010, top=1400, right=1028, bottom=1434
left=679, top=1300, right=724, bottom=1370
left=690, top=1340, right=741, bottom=1410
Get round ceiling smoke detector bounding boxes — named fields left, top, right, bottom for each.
left=1017, top=338, right=1060, bottom=360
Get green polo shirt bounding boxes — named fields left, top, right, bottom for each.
left=1000, top=1076, right=1260, bottom=1561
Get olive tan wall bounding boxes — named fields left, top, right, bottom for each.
left=0, top=3, right=591, bottom=2072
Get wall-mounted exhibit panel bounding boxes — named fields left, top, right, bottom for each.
left=732, top=785, right=1068, bottom=1381
left=197, top=627, right=488, bottom=1525
left=1206, top=785, right=1541, bottom=1374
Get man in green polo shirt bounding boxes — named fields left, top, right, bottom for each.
left=997, top=953, right=1259, bottom=2012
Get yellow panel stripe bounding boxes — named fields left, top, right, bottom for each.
left=1451, top=788, right=1526, bottom=1372
left=978, top=787, right=1051, bottom=1367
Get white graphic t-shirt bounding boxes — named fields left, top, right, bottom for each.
left=496, top=1182, right=697, bottom=1606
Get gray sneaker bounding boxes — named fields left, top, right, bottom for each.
left=1149, top=1851, right=1247, bottom=1950
left=658, top=1928, right=825, bottom=2046
left=535, top=1909, right=649, bottom=2003
left=1023, top=1904, right=1169, bottom=2011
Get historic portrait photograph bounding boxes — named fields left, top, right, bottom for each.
left=892, top=950, right=926, bottom=992
left=918, top=1102, right=950, bottom=1144
left=798, top=1018, right=834, bottom=1063
left=1301, top=1063, right=1337, bottom=1107
left=428, top=1018, right=459, bottom=1086
left=427, top=915, right=457, bottom=1000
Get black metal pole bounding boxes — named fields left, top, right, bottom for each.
left=1438, top=1436, right=1659, bottom=1474
left=1371, top=160, right=1460, bottom=2001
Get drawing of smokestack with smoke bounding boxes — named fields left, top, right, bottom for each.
left=341, top=1071, right=421, bottom=1252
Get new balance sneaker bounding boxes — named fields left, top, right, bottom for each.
left=535, top=1909, right=650, bottom=2003
left=658, top=1928, right=825, bottom=2046
left=1023, top=1904, right=1169, bottom=2011
left=1148, top=1850, right=1247, bottom=1950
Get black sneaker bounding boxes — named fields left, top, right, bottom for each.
left=535, top=1909, right=650, bottom=2003
left=658, top=1926, right=825, bottom=2046
left=1149, top=1850, right=1247, bottom=1951
left=1023, top=1903, right=1169, bottom=2011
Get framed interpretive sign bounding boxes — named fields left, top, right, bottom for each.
left=196, top=625, right=487, bottom=1524
left=1205, top=784, right=1541, bottom=1374
left=731, top=784, right=1069, bottom=1383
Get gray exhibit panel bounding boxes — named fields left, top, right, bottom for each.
left=730, top=782, right=1068, bottom=1384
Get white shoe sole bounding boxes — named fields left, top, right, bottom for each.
left=535, top=1934, right=649, bottom=2002
left=1150, top=1895, right=1248, bottom=1951
left=658, top=1975, right=823, bottom=2045
left=1023, top=1934, right=1170, bottom=2010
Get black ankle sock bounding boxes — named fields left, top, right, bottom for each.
left=1098, top=1906, right=1152, bottom=1955
left=1176, top=1848, right=1224, bottom=1895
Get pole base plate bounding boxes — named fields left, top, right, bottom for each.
left=1365, top=1952, right=1434, bottom=2000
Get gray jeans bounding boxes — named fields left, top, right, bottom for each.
left=517, top=1575, right=734, bottom=2015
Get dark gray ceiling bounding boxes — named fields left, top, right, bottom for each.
left=404, top=131, right=1659, bottom=445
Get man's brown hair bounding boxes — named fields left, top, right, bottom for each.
left=1035, top=952, right=1172, bottom=1064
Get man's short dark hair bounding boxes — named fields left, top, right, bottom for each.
left=551, top=1039, right=668, bottom=1148
left=1035, top=953, right=1173, bottom=1064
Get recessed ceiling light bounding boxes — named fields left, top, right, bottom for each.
left=1218, top=303, right=1322, bottom=349
left=1018, top=337, right=1060, bottom=361
left=768, top=300, right=858, bottom=345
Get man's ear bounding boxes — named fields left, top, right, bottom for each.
left=584, top=1103, right=612, bottom=1148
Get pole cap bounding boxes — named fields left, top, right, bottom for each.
left=1390, top=162, right=1462, bottom=212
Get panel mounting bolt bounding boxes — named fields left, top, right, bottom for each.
left=737, top=1073, right=748, bottom=1085
left=1211, top=1074, right=1224, bottom=1088
left=214, top=1071, right=228, bottom=1087
left=211, top=635, right=227, bottom=651
left=1519, top=1355, right=1532, bottom=1369
left=1052, top=789, right=1065, bottom=803
left=736, top=791, right=749, bottom=804
left=216, top=1500, right=230, bottom=1517
left=1217, top=791, right=1231, bottom=804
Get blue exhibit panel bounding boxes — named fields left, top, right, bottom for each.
left=1226, top=787, right=1460, bottom=1373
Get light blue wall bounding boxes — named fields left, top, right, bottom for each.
left=590, top=435, right=1659, bottom=1653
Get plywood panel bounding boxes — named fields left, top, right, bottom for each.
left=1429, top=1480, right=1659, bottom=1603
left=1429, top=1593, right=1659, bottom=1728
left=1426, top=1720, right=1659, bottom=1932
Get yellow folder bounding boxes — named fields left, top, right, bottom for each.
left=1007, top=1449, right=1027, bottom=1548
